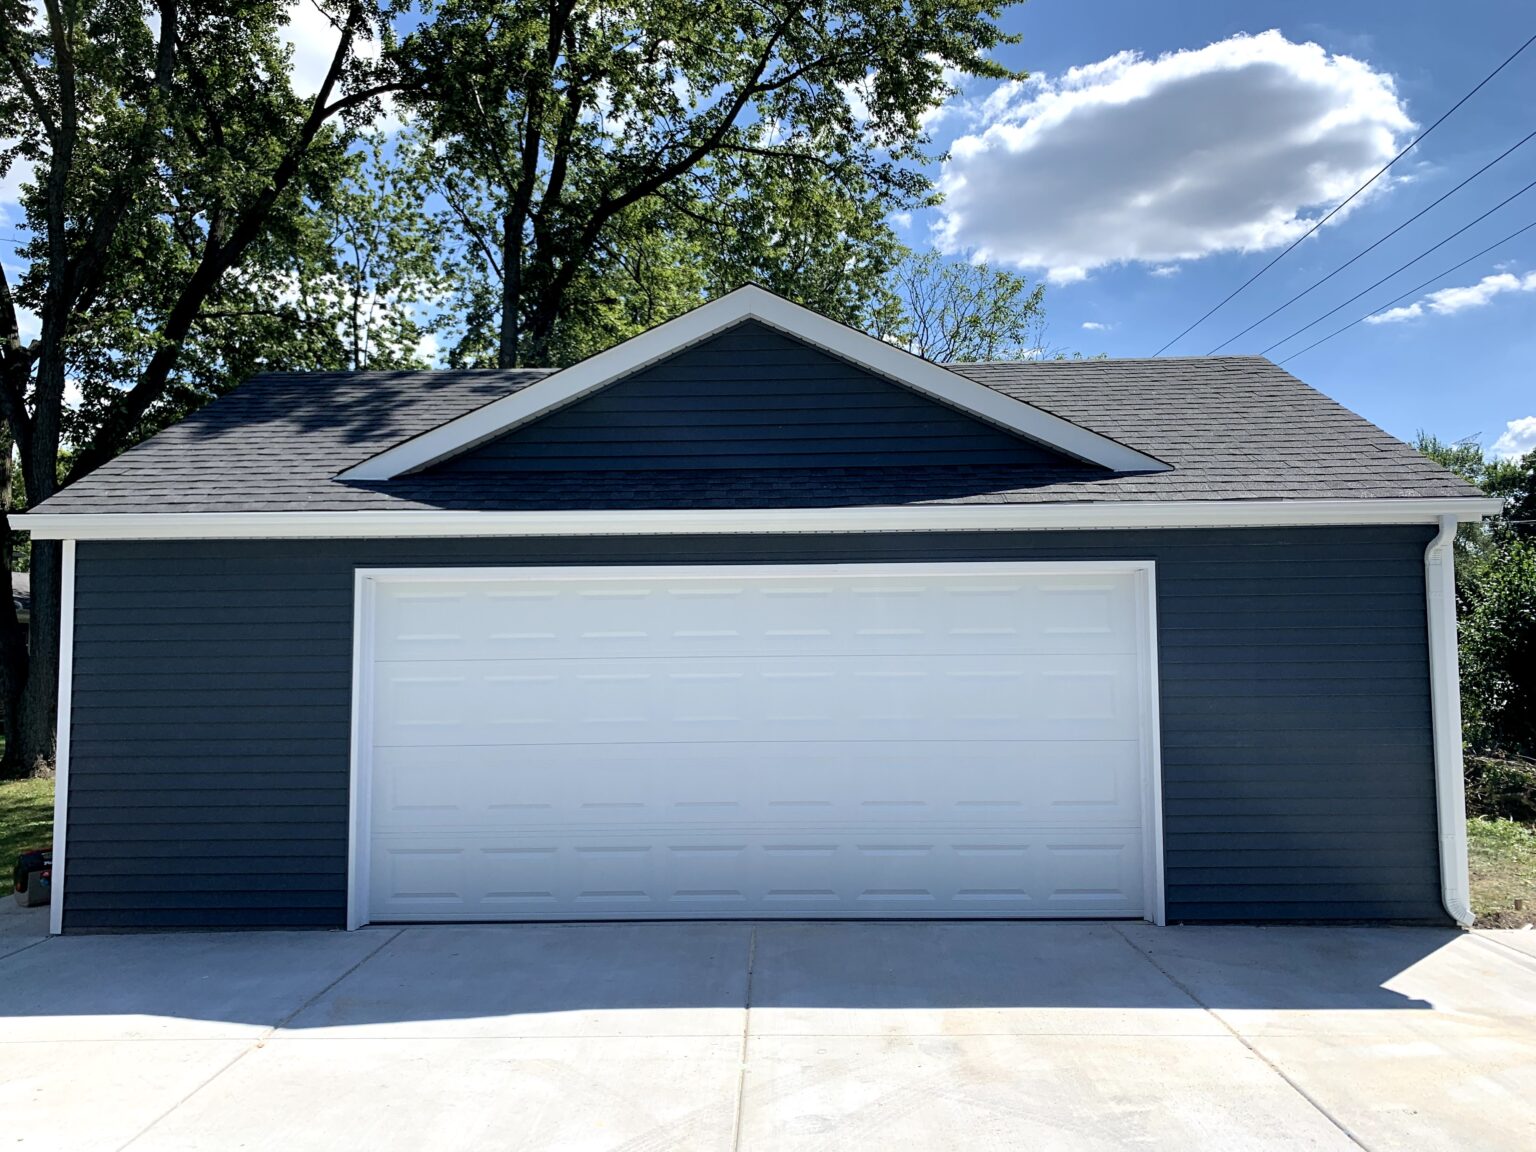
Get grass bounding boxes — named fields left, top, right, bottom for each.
left=1468, top=815, right=1536, bottom=927
left=0, top=776, right=54, bottom=871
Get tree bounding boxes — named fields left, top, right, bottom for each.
left=873, top=248, right=1046, bottom=361
left=1461, top=535, right=1536, bottom=756
left=0, top=0, right=411, bottom=770
left=1417, top=435, right=1536, bottom=757
left=398, top=0, right=1021, bottom=368
left=1483, top=449, right=1536, bottom=539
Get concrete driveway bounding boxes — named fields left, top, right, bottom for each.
left=2, top=906, right=1535, bottom=1151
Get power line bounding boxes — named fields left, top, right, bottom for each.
left=1150, top=29, right=1536, bottom=356
left=1278, top=216, right=1536, bottom=363
left=1207, top=125, right=1536, bottom=353
left=1260, top=174, right=1536, bottom=356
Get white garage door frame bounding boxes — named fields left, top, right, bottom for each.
left=345, top=561, right=1166, bottom=929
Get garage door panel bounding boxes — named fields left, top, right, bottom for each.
left=370, top=740, right=1145, bottom=832
left=371, top=654, right=1144, bottom=747
left=371, top=574, right=1140, bottom=662
left=364, top=566, right=1156, bottom=922
left=369, top=830, right=1146, bottom=920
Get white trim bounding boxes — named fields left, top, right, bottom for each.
left=48, top=540, right=76, bottom=936
left=20, top=497, right=1506, bottom=541
left=356, top=559, right=1162, bottom=582
left=338, top=286, right=1170, bottom=479
left=345, top=571, right=376, bottom=930
left=1425, top=514, right=1473, bottom=927
left=345, top=560, right=1167, bottom=926
left=1138, top=564, right=1167, bottom=926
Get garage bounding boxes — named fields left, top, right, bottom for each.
left=351, top=562, right=1164, bottom=924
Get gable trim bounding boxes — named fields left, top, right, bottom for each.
left=338, top=286, right=1170, bottom=481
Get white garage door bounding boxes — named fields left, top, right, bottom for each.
left=354, top=563, right=1161, bottom=923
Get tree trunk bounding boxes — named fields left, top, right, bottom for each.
left=498, top=207, right=522, bottom=368
left=0, top=499, right=25, bottom=776
left=17, top=538, right=59, bottom=772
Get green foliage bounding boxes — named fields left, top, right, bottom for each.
left=1461, top=536, right=1536, bottom=755
left=1417, top=436, right=1536, bottom=757
left=395, top=0, right=1022, bottom=367
left=1483, top=449, right=1536, bottom=533
left=1465, top=754, right=1536, bottom=824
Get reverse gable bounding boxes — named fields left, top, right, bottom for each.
left=340, top=285, right=1169, bottom=479
left=425, top=321, right=1085, bottom=473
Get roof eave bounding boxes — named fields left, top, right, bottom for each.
left=20, top=496, right=1506, bottom=541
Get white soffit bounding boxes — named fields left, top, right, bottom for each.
left=337, top=285, right=1171, bottom=480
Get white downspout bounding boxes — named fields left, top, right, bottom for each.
left=1425, top=514, right=1473, bottom=926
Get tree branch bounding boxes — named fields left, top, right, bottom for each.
left=67, top=1, right=370, bottom=481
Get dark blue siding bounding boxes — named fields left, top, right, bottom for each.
left=427, top=321, right=1078, bottom=471
left=63, top=526, right=1446, bottom=929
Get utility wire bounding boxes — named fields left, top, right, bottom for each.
left=1207, top=125, right=1536, bottom=353
left=1151, top=29, right=1536, bottom=356
left=1278, top=216, right=1536, bottom=363
left=1259, top=174, right=1536, bottom=356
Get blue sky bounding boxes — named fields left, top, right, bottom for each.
left=908, top=0, right=1536, bottom=456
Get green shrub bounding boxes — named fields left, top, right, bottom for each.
left=1465, top=754, right=1536, bottom=824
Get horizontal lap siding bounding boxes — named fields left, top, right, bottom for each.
left=428, top=321, right=1073, bottom=471
left=64, top=525, right=1444, bottom=930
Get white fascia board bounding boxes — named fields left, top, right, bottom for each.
left=21, top=497, right=1506, bottom=541
left=337, top=285, right=1169, bottom=480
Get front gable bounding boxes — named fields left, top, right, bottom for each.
left=426, top=321, right=1083, bottom=473
left=340, top=286, right=1169, bottom=480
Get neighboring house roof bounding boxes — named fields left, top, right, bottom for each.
left=28, top=354, right=1478, bottom=516
left=12, top=571, right=28, bottom=621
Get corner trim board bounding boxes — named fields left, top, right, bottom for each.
left=49, top=539, right=76, bottom=935
left=19, top=497, right=1505, bottom=541
left=1425, top=514, right=1473, bottom=926
left=336, top=286, right=1169, bottom=479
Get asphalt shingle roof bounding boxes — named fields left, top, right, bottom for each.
left=31, top=356, right=1477, bottom=514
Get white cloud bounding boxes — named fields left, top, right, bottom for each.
left=415, top=330, right=439, bottom=366
left=1364, top=271, right=1536, bottom=324
left=1493, top=417, right=1536, bottom=460
left=1081, top=321, right=1109, bottom=331
left=1149, top=264, right=1182, bottom=278
left=280, top=2, right=399, bottom=131
left=936, top=31, right=1411, bottom=282
left=1492, top=417, right=1536, bottom=463
left=283, top=2, right=368, bottom=97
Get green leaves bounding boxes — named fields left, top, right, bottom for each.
left=397, top=0, right=1022, bottom=366
left=1417, top=436, right=1536, bottom=757
left=1462, top=535, right=1536, bottom=756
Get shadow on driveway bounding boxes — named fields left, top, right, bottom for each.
left=0, top=920, right=1479, bottom=1034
